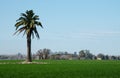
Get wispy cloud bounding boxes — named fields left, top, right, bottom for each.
left=70, top=31, right=120, bottom=39
left=42, top=31, right=120, bottom=40
left=76, top=31, right=120, bottom=36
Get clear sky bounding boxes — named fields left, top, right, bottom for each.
left=0, top=0, right=120, bottom=55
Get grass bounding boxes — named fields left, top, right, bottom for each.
left=0, top=60, right=120, bottom=78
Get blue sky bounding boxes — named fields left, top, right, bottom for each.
left=0, top=0, right=120, bottom=55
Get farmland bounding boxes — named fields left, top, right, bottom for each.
left=0, top=60, right=120, bottom=78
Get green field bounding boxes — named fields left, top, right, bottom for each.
left=0, top=60, right=120, bottom=78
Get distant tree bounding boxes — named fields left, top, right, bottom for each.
left=36, top=49, right=44, bottom=59
left=36, top=48, right=51, bottom=59
left=79, top=50, right=85, bottom=57
left=97, top=53, right=105, bottom=60
left=111, top=56, right=117, bottom=60
left=118, top=56, right=120, bottom=60
left=105, top=55, right=109, bottom=60
left=79, top=50, right=93, bottom=60
left=14, top=10, right=43, bottom=62
left=85, top=50, right=93, bottom=59
left=43, top=48, right=51, bottom=59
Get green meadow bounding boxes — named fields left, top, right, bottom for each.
left=0, top=60, right=120, bottom=78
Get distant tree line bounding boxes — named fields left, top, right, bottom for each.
left=35, top=48, right=120, bottom=60
left=0, top=48, right=120, bottom=60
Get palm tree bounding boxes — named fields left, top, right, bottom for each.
left=14, top=10, right=43, bottom=62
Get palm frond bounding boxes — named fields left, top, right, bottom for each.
left=33, top=15, right=39, bottom=20
left=38, top=22, right=43, bottom=28
left=26, top=10, right=34, bottom=18
left=16, top=17, right=27, bottom=22
left=15, top=21, right=24, bottom=30
left=13, top=27, right=26, bottom=35
left=21, top=13, right=27, bottom=18
left=30, top=20, right=35, bottom=28
left=26, top=29, right=31, bottom=35
left=23, top=30, right=27, bottom=37
left=33, top=27, right=40, bottom=39
left=31, top=31, right=35, bottom=39
left=35, top=21, right=43, bottom=28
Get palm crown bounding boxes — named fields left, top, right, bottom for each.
left=14, top=10, right=43, bottom=38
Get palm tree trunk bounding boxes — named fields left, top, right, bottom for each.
left=26, top=34, right=32, bottom=62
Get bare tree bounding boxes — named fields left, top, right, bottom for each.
left=79, top=50, right=86, bottom=57
left=36, top=48, right=51, bottom=59
left=36, top=49, right=44, bottom=59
